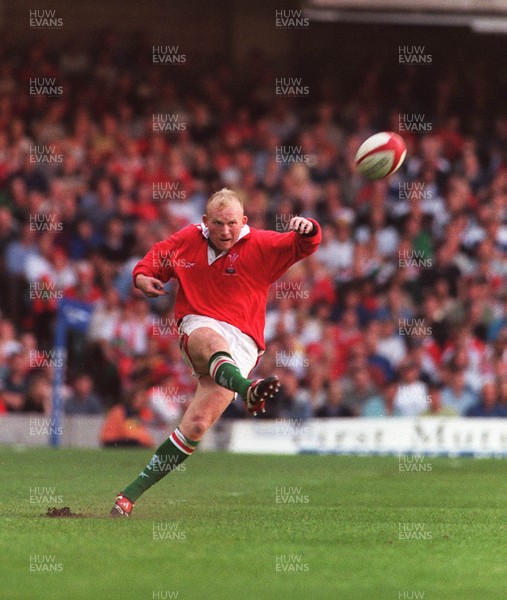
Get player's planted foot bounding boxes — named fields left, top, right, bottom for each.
left=110, top=493, right=134, bottom=518
left=245, top=376, right=280, bottom=415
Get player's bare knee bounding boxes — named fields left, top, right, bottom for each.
left=183, top=416, right=210, bottom=440
left=188, top=328, right=229, bottom=360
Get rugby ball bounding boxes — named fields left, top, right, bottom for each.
left=355, top=132, right=407, bottom=179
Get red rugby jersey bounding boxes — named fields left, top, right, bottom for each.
left=132, top=220, right=321, bottom=350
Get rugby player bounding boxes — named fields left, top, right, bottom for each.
left=111, top=188, right=321, bottom=516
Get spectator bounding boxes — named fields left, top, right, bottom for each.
left=22, top=373, right=51, bottom=414
left=97, top=216, right=131, bottom=265
left=496, top=378, right=507, bottom=416
left=466, top=380, right=507, bottom=417
left=79, top=177, right=116, bottom=233
left=275, top=370, right=313, bottom=420
left=100, top=389, right=154, bottom=447
left=0, top=318, right=22, bottom=361
left=65, top=373, right=103, bottom=415
left=316, top=221, right=354, bottom=281
left=440, top=365, right=478, bottom=415
left=1, top=351, right=29, bottom=411
left=315, top=380, right=353, bottom=417
left=422, top=383, right=458, bottom=416
left=113, top=296, right=152, bottom=356
left=362, top=322, right=396, bottom=385
left=362, top=381, right=398, bottom=417
left=342, top=366, right=381, bottom=416
left=376, top=316, right=407, bottom=368
left=295, top=365, right=328, bottom=415
left=68, top=218, right=101, bottom=260
left=87, top=286, right=122, bottom=343
left=393, top=360, right=429, bottom=416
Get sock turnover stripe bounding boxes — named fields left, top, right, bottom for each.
left=209, top=356, right=235, bottom=379
left=174, top=427, right=198, bottom=447
left=170, top=429, right=196, bottom=455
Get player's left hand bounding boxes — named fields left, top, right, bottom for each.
left=289, top=216, right=314, bottom=235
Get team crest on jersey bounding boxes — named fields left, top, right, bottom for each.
left=225, top=253, right=239, bottom=275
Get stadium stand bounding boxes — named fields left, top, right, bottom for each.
left=0, top=31, right=506, bottom=428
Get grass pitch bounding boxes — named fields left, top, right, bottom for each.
left=0, top=447, right=505, bottom=600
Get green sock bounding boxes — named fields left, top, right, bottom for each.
left=208, top=351, right=253, bottom=399
left=122, top=428, right=198, bottom=502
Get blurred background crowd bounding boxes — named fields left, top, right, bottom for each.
left=0, top=31, right=506, bottom=440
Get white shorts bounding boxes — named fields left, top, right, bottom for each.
left=178, top=314, right=260, bottom=378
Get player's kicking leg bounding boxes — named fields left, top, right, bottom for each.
left=196, top=327, right=280, bottom=416
left=111, top=326, right=279, bottom=517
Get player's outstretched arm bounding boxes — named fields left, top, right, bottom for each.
left=258, top=216, right=321, bottom=283
left=134, top=274, right=168, bottom=298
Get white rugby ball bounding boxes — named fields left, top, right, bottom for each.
left=355, top=131, right=407, bottom=179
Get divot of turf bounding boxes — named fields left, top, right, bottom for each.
left=45, top=507, right=88, bottom=518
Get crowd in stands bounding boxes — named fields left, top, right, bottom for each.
left=0, top=31, right=506, bottom=433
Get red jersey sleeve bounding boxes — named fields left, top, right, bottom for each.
left=132, top=225, right=194, bottom=285
left=257, top=218, right=322, bottom=283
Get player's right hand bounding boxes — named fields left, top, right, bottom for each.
left=135, top=274, right=168, bottom=298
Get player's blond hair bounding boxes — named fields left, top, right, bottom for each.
left=206, top=188, right=244, bottom=213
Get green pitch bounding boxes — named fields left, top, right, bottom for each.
left=1, top=447, right=505, bottom=600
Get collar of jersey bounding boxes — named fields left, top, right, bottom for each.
left=199, top=223, right=251, bottom=265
